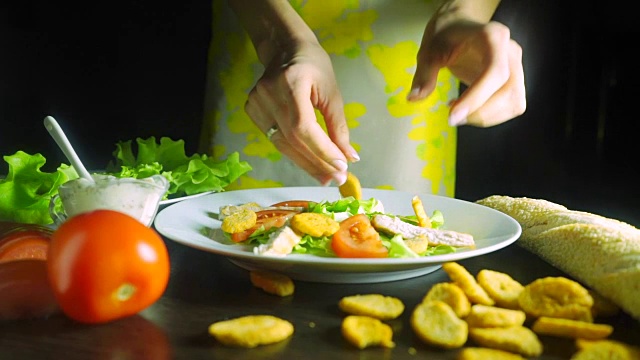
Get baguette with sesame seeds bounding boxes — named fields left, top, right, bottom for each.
left=476, top=195, right=640, bottom=322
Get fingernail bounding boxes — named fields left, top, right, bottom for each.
left=449, top=107, right=468, bottom=126
left=332, top=171, right=347, bottom=186
left=347, top=146, right=360, bottom=162
left=331, top=159, right=348, bottom=172
left=406, top=87, right=421, bottom=101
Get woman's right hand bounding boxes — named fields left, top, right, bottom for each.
left=244, top=39, right=359, bottom=186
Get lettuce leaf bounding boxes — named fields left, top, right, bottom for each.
left=424, top=244, right=457, bottom=256
left=1, top=137, right=252, bottom=224
left=396, top=209, right=445, bottom=229
left=384, top=234, right=420, bottom=258
left=308, top=196, right=383, bottom=220
left=105, top=136, right=252, bottom=198
left=0, top=151, right=78, bottom=224
left=293, top=234, right=335, bottom=257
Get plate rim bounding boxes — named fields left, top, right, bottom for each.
left=159, top=191, right=216, bottom=206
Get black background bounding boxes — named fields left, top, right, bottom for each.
left=1, top=1, right=638, bottom=226
left=457, top=1, right=640, bottom=226
left=0, top=0, right=209, bottom=170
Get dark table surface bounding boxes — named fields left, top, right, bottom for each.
left=1, top=230, right=639, bottom=360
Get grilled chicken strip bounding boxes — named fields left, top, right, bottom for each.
left=371, top=214, right=474, bottom=247
left=253, top=226, right=302, bottom=257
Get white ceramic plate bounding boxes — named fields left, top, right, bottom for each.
left=154, top=187, right=521, bottom=283
left=159, top=191, right=216, bottom=206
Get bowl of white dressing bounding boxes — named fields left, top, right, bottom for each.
left=50, top=174, right=169, bottom=227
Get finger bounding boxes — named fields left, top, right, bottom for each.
left=466, top=40, right=526, bottom=127
left=449, top=22, right=512, bottom=126
left=269, top=130, right=338, bottom=186
left=246, top=89, right=344, bottom=185
left=246, top=75, right=349, bottom=185
left=320, top=90, right=360, bottom=163
left=245, top=81, right=283, bottom=133
left=281, top=85, right=349, bottom=184
left=407, top=40, right=443, bottom=102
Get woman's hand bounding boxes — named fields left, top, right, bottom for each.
left=245, top=40, right=358, bottom=186
left=409, top=7, right=526, bottom=127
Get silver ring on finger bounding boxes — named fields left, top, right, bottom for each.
left=265, top=124, right=279, bottom=141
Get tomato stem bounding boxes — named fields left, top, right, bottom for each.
left=114, top=283, right=137, bottom=302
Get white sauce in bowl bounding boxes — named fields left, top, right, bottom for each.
left=56, top=174, right=169, bottom=226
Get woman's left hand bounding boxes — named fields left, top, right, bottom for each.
left=409, top=17, right=526, bottom=128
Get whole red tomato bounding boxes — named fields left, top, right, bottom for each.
left=47, top=210, right=170, bottom=324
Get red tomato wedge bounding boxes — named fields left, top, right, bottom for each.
left=230, top=209, right=299, bottom=243
left=331, top=214, right=388, bottom=258
left=269, top=200, right=311, bottom=209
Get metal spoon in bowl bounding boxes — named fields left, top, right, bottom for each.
left=43, top=116, right=94, bottom=182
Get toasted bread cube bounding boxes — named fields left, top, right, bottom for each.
left=442, top=262, right=495, bottom=306
left=465, top=305, right=526, bottom=328
left=341, top=315, right=395, bottom=349
left=250, top=270, right=294, bottom=297
left=339, top=294, right=404, bottom=320
left=531, top=316, right=613, bottom=340
left=411, top=300, right=468, bottom=349
left=208, top=315, right=294, bottom=348
left=477, top=269, right=524, bottom=309
left=423, top=282, right=471, bottom=318
left=468, top=326, right=543, bottom=357
left=458, top=347, right=526, bottom=360
left=518, top=276, right=593, bottom=322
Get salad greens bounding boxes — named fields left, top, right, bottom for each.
left=240, top=196, right=456, bottom=259
left=0, top=137, right=252, bottom=225
left=105, top=137, right=252, bottom=198
left=0, top=151, right=79, bottom=225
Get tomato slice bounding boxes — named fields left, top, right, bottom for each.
left=230, top=209, right=298, bottom=243
left=331, top=214, right=388, bottom=258
left=0, top=226, right=53, bottom=263
left=269, top=200, right=311, bottom=209
left=255, top=209, right=298, bottom=220
left=0, top=237, right=50, bottom=263
left=0, top=260, right=59, bottom=320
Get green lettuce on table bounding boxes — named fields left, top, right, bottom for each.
left=0, top=137, right=252, bottom=225
left=0, top=151, right=79, bottom=225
